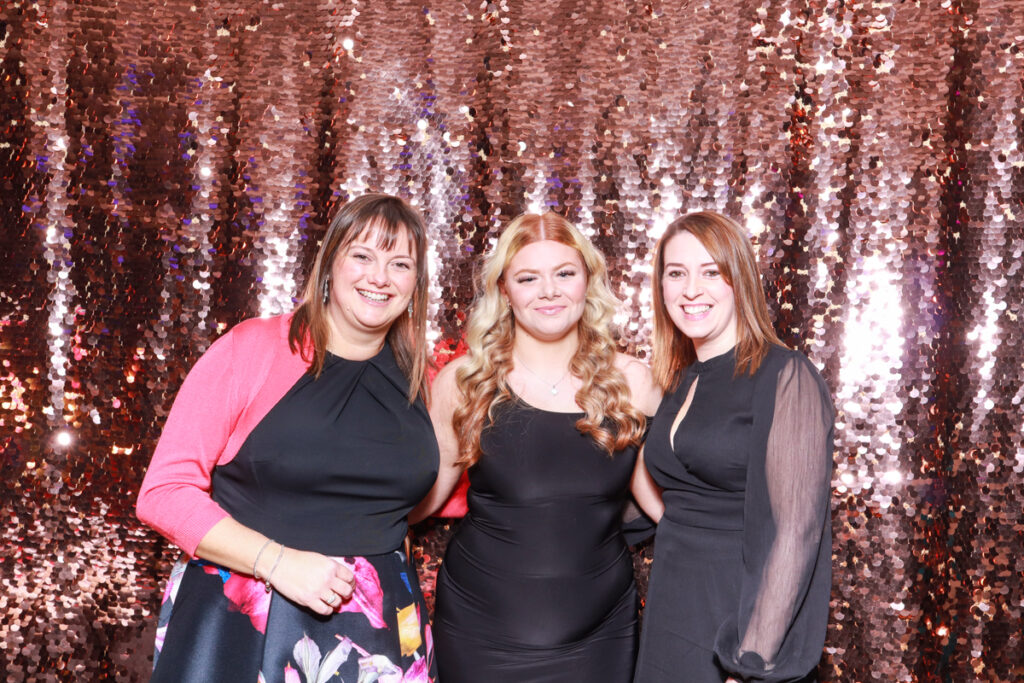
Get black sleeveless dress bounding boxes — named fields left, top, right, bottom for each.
left=433, top=398, right=639, bottom=682
left=151, top=345, right=439, bottom=683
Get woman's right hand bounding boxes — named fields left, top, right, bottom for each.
left=268, top=547, right=357, bottom=616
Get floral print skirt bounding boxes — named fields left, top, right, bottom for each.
left=151, top=550, right=435, bottom=682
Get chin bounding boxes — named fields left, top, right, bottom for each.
left=543, top=328, right=577, bottom=342
left=358, top=314, right=398, bottom=331
left=677, top=327, right=708, bottom=343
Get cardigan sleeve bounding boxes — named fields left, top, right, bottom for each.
left=715, top=353, right=835, bottom=681
left=136, top=329, right=244, bottom=555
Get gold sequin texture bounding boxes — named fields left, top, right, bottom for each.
left=1, top=1, right=1023, bottom=680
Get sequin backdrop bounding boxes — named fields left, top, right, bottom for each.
left=1, top=0, right=1022, bottom=680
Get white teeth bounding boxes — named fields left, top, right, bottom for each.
left=358, top=289, right=389, bottom=302
left=684, top=305, right=711, bottom=314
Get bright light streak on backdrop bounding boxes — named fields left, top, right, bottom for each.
left=1, top=1, right=1023, bottom=680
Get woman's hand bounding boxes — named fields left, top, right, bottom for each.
left=267, top=547, right=356, bottom=616
left=195, top=518, right=357, bottom=616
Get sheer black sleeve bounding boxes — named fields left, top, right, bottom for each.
left=715, top=353, right=834, bottom=681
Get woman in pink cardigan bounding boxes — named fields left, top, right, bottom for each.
left=137, top=194, right=439, bottom=682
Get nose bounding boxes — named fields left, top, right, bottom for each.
left=539, top=275, right=559, bottom=299
left=682, top=274, right=702, bottom=299
left=366, top=261, right=390, bottom=287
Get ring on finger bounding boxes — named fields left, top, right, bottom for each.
left=324, top=592, right=338, bottom=606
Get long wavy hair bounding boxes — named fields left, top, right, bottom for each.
left=288, top=193, right=430, bottom=403
left=651, top=211, right=783, bottom=391
left=453, top=212, right=646, bottom=467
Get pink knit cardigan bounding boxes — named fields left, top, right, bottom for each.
left=136, top=314, right=308, bottom=555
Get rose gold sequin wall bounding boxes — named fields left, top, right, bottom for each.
left=1, top=0, right=1022, bottom=680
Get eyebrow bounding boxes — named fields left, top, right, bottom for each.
left=664, top=261, right=717, bottom=268
left=510, top=262, right=579, bottom=275
left=348, top=243, right=415, bottom=260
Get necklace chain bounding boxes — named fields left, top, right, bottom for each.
left=514, top=355, right=570, bottom=395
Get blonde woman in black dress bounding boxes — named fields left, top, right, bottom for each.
left=632, top=211, right=834, bottom=682
left=412, top=212, right=661, bottom=682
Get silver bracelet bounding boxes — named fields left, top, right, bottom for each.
left=263, top=543, right=285, bottom=593
left=252, top=538, right=273, bottom=580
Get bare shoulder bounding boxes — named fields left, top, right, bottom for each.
left=437, top=354, right=471, bottom=381
left=614, top=352, right=652, bottom=385
left=614, top=353, right=662, bottom=416
left=432, top=355, right=470, bottom=404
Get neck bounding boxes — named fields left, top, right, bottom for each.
left=512, top=327, right=579, bottom=372
left=326, top=318, right=387, bottom=360
left=692, top=337, right=736, bottom=362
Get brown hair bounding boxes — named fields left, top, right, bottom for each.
left=651, top=211, right=783, bottom=390
left=288, top=193, right=430, bottom=402
left=453, top=212, right=646, bottom=467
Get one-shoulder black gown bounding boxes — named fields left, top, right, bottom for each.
left=434, top=399, right=639, bottom=682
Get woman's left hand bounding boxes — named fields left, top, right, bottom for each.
left=270, top=547, right=356, bottom=616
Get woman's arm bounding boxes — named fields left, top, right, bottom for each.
left=631, top=447, right=664, bottom=523
left=137, top=324, right=355, bottom=615
left=716, top=354, right=834, bottom=681
left=409, top=358, right=467, bottom=523
left=195, top=517, right=355, bottom=616
left=617, top=354, right=665, bottom=522
left=136, top=331, right=244, bottom=554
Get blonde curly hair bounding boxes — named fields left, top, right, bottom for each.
left=453, top=212, right=646, bottom=467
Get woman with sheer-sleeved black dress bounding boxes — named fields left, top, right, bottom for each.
left=631, top=211, right=834, bottom=683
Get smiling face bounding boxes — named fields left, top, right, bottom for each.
left=502, top=239, right=588, bottom=344
left=326, top=224, right=417, bottom=347
left=660, top=230, right=737, bottom=360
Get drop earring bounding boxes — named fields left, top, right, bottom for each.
left=322, top=278, right=330, bottom=305
left=407, top=300, right=413, bottom=315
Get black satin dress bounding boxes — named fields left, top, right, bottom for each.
left=434, top=399, right=639, bottom=682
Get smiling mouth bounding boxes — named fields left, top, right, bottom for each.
left=682, top=304, right=711, bottom=314
left=357, top=289, right=391, bottom=303
left=535, top=306, right=565, bottom=315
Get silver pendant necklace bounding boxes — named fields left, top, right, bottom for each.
left=514, top=355, right=570, bottom=395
